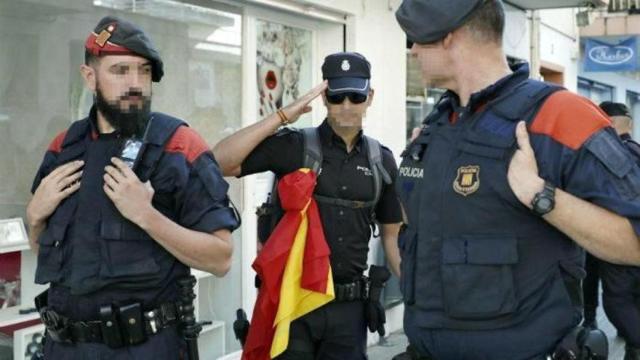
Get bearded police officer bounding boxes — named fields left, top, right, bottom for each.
left=214, top=52, right=402, bottom=359
left=26, top=16, right=239, bottom=359
left=394, top=1, right=640, bottom=359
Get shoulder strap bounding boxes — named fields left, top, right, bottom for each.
left=136, top=113, right=187, bottom=182
left=312, top=134, right=392, bottom=220
left=56, top=119, right=92, bottom=165
left=302, top=127, right=322, bottom=173
left=490, top=79, right=564, bottom=123
left=364, top=136, right=392, bottom=210
left=423, top=93, right=453, bottom=126
left=623, top=138, right=640, bottom=163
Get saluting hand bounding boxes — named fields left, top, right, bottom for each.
left=27, top=160, right=84, bottom=226
left=507, top=121, right=545, bottom=209
left=104, top=158, right=154, bottom=225
left=279, top=81, right=328, bottom=125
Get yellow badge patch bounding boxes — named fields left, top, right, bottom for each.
left=453, top=165, right=480, bottom=196
left=95, top=29, right=112, bottom=47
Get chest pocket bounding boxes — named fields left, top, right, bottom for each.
left=99, top=207, right=160, bottom=280
left=451, top=130, right=521, bottom=207
left=441, top=234, right=518, bottom=320
left=35, top=200, right=76, bottom=284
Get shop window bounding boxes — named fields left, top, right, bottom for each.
left=578, top=77, right=614, bottom=104
left=0, top=0, right=244, bottom=356
left=406, top=50, right=445, bottom=141
left=627, top=90, right=640, bottom=138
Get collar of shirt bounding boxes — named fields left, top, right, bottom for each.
left=621, top=133, right=632, bottom=142
left=440, top=62, right=531, bottom=115
left=318, top=118, right=364, bottom=153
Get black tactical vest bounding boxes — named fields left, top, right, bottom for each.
left=396, top=80, right=585, bottom=331
left=35, top=113, right=186, bottom=295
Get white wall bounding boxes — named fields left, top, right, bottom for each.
left=504, top=3, right=531, bottom=60
left=539, top=8, right=580, bottom=92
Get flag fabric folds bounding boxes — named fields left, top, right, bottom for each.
left=242, top=169, right=334, bottom=360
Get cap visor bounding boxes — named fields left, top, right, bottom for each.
left=327, top=78, right=370, bottom=96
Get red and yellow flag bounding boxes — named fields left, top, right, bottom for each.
left=242, top=169, right=334, bottom=360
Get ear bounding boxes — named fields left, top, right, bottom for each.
left=367, top=88, right=375, bottom=106
left=80, top=64, right=97, bottom=93
left=442, top=32, right=454, bottom=49
left=321, top=90, right=328, bottom=107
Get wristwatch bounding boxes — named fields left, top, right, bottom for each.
left=531, top=181, right=556, bottom=216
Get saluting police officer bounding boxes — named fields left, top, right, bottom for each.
left=394, top=1, right=640, bottom=359
left=26, top=16, right=239, bottom=359
left=214, top=52, right=403, bottom=359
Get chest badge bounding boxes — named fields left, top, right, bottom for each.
left=453, top=165, right=480, bottom=196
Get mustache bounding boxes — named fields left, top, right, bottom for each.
left=119, top=90, right=145, bottom=101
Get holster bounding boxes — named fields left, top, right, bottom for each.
left=233, top=308, right=250, bottom=346
left=552, top=326, right=608, bottom=360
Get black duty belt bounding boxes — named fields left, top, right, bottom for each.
left=334, top=278, right=369, bottom=302
left=39, top=301, right=179, bottom=348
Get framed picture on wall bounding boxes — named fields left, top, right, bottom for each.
left=0, top=218, right=28, bottom=254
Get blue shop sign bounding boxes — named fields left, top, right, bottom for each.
left=584, top=37, right=639, bottom=72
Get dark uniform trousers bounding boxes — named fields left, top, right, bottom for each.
left=600, top=262, right=640, bottom=346
left=274, top=301, right=368, bottom=360
left=44, top=326, right=187, bottom=360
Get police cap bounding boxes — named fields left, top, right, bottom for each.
left=396, top=0, right=484, bottom=46
left=322, top=52, right=371, bottom=96
left=599, top=101, right=631, bottom=118
left=85, top=16, right=164, bottom=82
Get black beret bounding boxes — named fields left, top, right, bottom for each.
left=85, top=16, right=164, bottom=82
left=599, top=101, right=631, bottom=117
left=396, top=0, right=484, bottom=45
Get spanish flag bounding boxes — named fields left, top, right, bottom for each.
left=242, top=169, right=334, bottom=360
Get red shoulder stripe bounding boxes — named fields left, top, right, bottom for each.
left=47, top=131, right=68, bottom=153
left=164, top=126, right=210, bottom=163
left=529, top=91, right=611, bottom=150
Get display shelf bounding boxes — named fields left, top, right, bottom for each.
left=0, top=307, right=39, bottom=328
left=13, top=323, right=45, bottom=360
left=199, top=319, right=225, bottom=359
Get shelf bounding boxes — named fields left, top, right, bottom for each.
left=0, top=243, right=30, bottom=254
left=201, top=320, right=225, bottom=333
left=0, top=306, right=40, bottom=328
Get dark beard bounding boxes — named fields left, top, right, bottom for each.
left=95, top=88, right=151, bottom=138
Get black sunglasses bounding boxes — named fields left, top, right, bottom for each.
left=326, top=92, right=368, bottom=104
